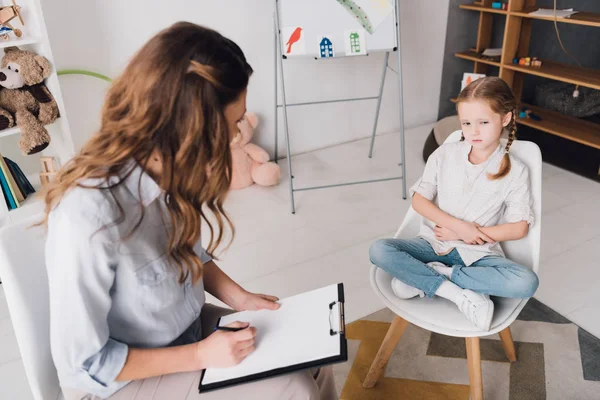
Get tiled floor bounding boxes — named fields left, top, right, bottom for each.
left=1, top=123, right=599, bottom=398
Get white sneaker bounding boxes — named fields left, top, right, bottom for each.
left=427, top=261, right=452, bottom=278
left=391, top=278, right=425, bottom=299
left=455, top=289, right=494, bottom=331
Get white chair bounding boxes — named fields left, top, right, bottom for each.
left=0, top=214, right=63, bottom=400
left=363, top=130, right=542, bottom=400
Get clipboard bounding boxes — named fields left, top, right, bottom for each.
left=199, top=283, right=347, bottom=393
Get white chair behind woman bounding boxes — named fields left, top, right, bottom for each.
left=0, top=214, right=63, bottom=400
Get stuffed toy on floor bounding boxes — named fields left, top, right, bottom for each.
left=230, top=112, right=281, bottom=190
left=0, top=46, right=59, bottom=155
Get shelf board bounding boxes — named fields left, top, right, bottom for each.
left=503, top=60, right=600, bottom=90
left=7, top=193, right=41, bottom=214
left=0, top=118, right=64, bottom=140
left=517, top=103, right=600, bottom=149
left=512, top=8, right=600, bottom=28
left=459, top=4, right=507, bottom=15
left=455, top=50, right=501, bottom=67
left=0, top=125, right=21, bottom=139
left=0, top=37, right=39, bottom=50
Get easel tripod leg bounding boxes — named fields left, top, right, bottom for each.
left=368, top=52, right=389, bottom=158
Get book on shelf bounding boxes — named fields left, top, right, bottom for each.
left=0, top=170, right=8, bottom=215
left=0, top=155, right=24, bottom=204
left=5, top=158, right=35, bottom=198
left=0, top=162, right=17, bottom=210
left=0, top=153, right=36, bottom=212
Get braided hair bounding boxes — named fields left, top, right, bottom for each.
left=457, top=77, right=517, bottom=180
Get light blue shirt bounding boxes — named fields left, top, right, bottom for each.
left=45, top=161, right=212, bottom=398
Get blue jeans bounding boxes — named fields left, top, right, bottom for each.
left=369, top=238, right=539, bottom=299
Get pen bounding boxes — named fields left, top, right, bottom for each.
left=214, top=325, right=248, bottom=332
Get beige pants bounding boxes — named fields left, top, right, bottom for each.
left=63, top=304, right=338, bottom=400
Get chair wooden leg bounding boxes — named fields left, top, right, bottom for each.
left=362, top=316, right=409, bottom=388
left=499, top=326, right=517, bottom=362
left=465, top=337, right=484, bottom=400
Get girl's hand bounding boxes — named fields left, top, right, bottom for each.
left=195, top=321, right=256, bottom=368
left=434, top=225, right=460, bottom=241
left=454, top=221, right=495, bottom=245
left=233, top=291, right=280, bottom=312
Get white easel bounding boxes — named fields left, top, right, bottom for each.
left=273, top=0, right=407, bottom=214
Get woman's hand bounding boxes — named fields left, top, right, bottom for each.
left=195, top=321, right=256, bottom=368
left=434, top=225, right=461, bottom=241
left=453, top=221, right=495, bottom=245
left=232, top=290, right=281, bottom=312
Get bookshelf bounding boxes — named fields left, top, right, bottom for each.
left=455, top=0, right=600, bottom=160
left=0, top=0, right=74, bottom=226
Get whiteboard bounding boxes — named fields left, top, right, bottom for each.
left=277, top=0, right=398, bottom=58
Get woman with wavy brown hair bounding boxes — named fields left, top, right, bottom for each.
left=43, top=22, right=336, bottom=400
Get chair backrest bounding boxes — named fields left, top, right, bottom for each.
left=396, top=130, right=542, bottom=273
left=0, top=214, right=61, bottom=400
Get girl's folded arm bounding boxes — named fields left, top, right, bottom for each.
left=412, top=192, right=463, bottom=232
left=478, top=221, right=529, bottom=242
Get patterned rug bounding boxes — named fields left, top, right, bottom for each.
left=332, top=298, right=600, bottom=399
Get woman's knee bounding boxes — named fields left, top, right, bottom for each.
left=284, top=371, right=320, bottom=400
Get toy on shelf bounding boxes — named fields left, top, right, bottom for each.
left=0, top=47, right=59, bottom=155
left=0, top=0, right=24, bottom=40
left=39, top=156, right=56, bottom=186
left=519, top=107, right=542, bottom=121
left=473, top=47, right=501, bottom=63
left=491, top=1, right=508, bottom=10
left=531, top=58, right=542, bottom=67
left=513, top=56, right=542, bottom=68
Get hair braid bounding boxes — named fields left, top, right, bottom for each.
left=489, top=108, right=516, bottom=180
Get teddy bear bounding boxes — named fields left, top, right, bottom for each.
left=0, top=46, right=59, bottom=155
left=230, top=112, right=281, bottom=190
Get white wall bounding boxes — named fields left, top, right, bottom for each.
left=42, top=0, right=449, bottom=157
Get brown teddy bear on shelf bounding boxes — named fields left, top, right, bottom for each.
left=0, top=46, right=58, bottom=155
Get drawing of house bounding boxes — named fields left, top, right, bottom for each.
left=350, top=32, right=360, bottom=53
left=320, top=37, right=334, bottom=58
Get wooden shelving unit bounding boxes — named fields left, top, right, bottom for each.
left=456, top=0, right=600, bottom=166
